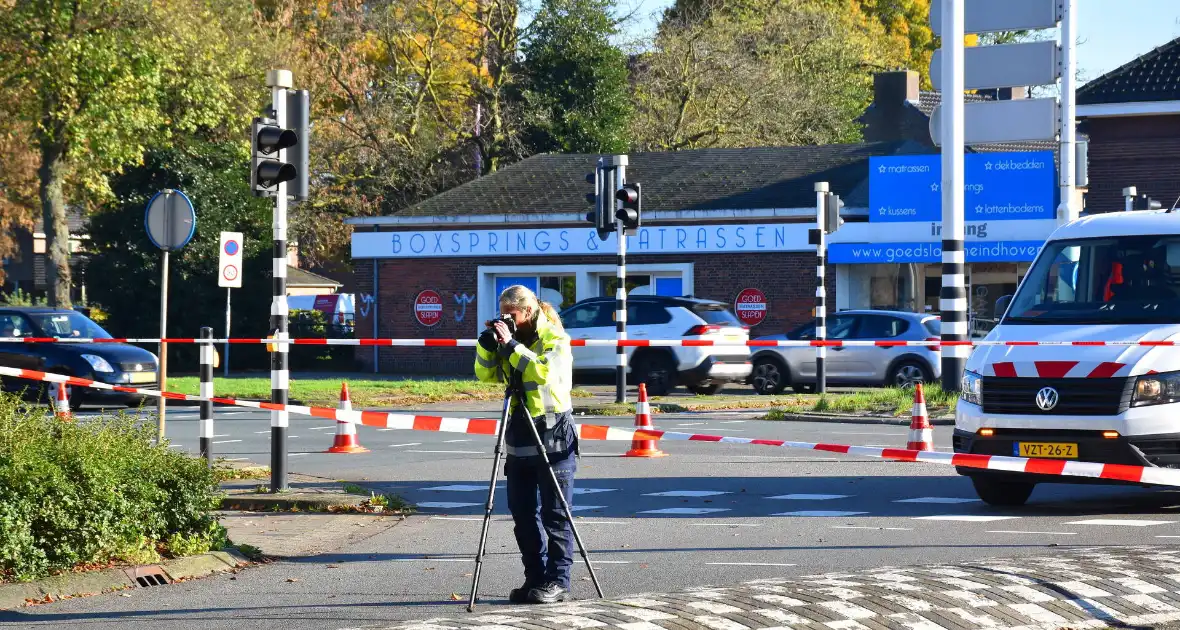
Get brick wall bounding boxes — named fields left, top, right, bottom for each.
left=353, top=250, right=831, bottom=375
left=1081, top=115, right=1180, bottom=212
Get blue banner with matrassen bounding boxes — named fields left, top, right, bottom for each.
left=828, top=241, right=1046, bottom=264
left=869, top=151, right=1056, bottom=223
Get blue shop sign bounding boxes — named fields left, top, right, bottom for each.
left=869, top=151, right=1056, bottom=223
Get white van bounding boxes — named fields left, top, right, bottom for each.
left=955, top=210, right=1180, bottom=506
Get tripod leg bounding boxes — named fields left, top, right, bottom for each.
left=519, top=405, right=605, bottom=599
left=467, top=390, right=513, bottom=612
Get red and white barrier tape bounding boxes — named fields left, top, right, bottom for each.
left=3, top=337, right=1180, bottom=348
left=5, top=364, right=1178, bottom=489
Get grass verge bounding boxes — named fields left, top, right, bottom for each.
left=169, top=376, right=508, bottom=408
left=761, top=384, right=957, bottom=419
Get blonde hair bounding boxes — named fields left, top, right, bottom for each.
left=499, top=285, right=564, bottom=333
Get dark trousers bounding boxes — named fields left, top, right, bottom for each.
left=505, top=456, right=576, bottom=589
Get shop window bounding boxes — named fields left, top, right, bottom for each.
left=539, top=276, right=576, bottom=310
left=599, top=274, right=652, bottom=298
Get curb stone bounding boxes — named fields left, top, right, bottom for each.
left=0, top=549, right=247, bottom=610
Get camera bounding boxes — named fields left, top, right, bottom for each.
left=485, top=313, right=517, bottom=335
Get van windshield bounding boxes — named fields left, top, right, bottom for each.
left=1005, top=235, right=1180, bottom=325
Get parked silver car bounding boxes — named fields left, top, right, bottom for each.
left=748, top=310, right=942, bottom=394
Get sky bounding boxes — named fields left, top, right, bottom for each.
left=618, top=0, right=1180, bottom=85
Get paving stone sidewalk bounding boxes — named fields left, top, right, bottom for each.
left=367, top=546, right=1180, bottom=630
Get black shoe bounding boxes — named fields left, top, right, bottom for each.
left=509, top=583, right=538, bottom=603
left=527, top=581, right=568, bottom=604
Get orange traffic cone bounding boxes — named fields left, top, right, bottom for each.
left=53, top=383, right=72, bottom=421
left=906, top=382, right=933, bottom=451
left=624, top=383, right=666, bottom=458
left=325, top=383, right=368, bottom=454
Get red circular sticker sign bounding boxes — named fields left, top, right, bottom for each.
left=734, top=288, right=767, bottom=326
left=414, top=290, right=443, bottom=327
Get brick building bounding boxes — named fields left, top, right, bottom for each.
left=348, top=137, right=1058, bottom=375
left=1077, top=36, right=1180, bottom=212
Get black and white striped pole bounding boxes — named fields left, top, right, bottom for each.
left=267, top=69, right=291, bottom=491
left=610, top=155, right=628, bottom=404
left=814, top=182, right=828, bottom=394
left=939, top=0, right=967, bottom=392
left=199, top=326, right=214, bottom=466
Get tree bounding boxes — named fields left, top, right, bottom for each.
left=633, top=0, right=906, bottom=150
left=0, top=116, right=38, bottom=287
left=0, top=0, right=258, bottom=307
left=86, top=140, right=277, bottom=369
left=519, top=0, right=633, bottom=154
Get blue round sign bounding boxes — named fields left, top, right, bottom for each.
left=224, top=240, right=239, bottom=256
left=144, top=189, right=196, bottom=252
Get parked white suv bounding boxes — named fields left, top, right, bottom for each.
left=559, top=296, right=752, bottom=395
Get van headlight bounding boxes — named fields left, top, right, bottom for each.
left=1133, top=371, right=1180, bottom=407
left=81, top=354, right=114, bottom=373
left=960, top=370, right=982, bottom=406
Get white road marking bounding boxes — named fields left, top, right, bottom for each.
left=894, top=497, right=980, bottom=504
left=308, top=426, right=337, bottom=431
left=389, top=443, right=422, bottom=448
left=220, top=457, right=250, bottom=461
left=673, top=423, right=706, bottom=427
left=769, top=494, right=851, bottom=501
left=913, top=515, right=1019, bottom=522
left=719, top=420, right=747, bottom=424
left=643, top=490, right=729, bottom=497
left=406, top=450, right=483, bottom=454
left=254, top=431, right=270, bottom=434
left=703, top=566, right=797, bottom=571
left=987, top=530, right=1077, bottom=535
left=1064, top=519, right=1175, bottom=526
left=289, top=453, right=309, bottom=457
left=212, top=434, right=230, bottom=438
left=443, top=439, right=472, bottom=443
left=569, top=505, right=608, bottom=512
left=773, top=511, right=868, bottom=517
left=212, top=440, right=242, bottom=444
left=832, top=526, right=912, bottom=531
left=639, top=508, right=731, bottom=515
left=417, top=502, right=482, bottom=509
left=573, top=488, right=618, bottom=495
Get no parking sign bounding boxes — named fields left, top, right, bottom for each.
left=219, top=232, right=243, bottom=288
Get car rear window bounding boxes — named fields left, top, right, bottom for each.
left=923, top=318, right=941, bottom=336
left=692, top=304, right=742, bottom=326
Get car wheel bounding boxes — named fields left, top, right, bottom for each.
left=970, top=476, right=1035, bottom=507
left=687, top=384, right=721, bottom=396
left=889, top=360, right=931, bottom=389
left=636, top=354, right=676, bottom=397
left=751, top=357, right=788, bottom=395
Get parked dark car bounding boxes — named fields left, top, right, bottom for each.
left=0, top=307, right=158, bottom=409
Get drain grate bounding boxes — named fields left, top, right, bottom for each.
left=124, top=565, right=171, bottom=587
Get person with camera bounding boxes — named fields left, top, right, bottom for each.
left=474, top=285, right=578, bottom=605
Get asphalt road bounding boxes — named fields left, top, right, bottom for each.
left=4, top=405, right=1180, bottom=629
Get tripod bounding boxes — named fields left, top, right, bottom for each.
left=467, top=367, right=604, bottom=612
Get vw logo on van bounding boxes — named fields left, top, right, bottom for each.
left=1035, top=387, right=1060, bottom=411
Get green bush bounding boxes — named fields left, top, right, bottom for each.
left=0, top=394, right=225, bottom=582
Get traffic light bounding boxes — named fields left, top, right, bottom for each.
left=616, top=183, right=641, bottom=231
left=584, top=165, right=615, bottom=241
left=824, top=192, right=844, bottom=234
left=250, top=116, right=298, bottom=197
left=286, top=90, right=310, bottom=202
left=1132, top=194, right=1162, bottom=211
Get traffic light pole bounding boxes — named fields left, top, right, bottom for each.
left=814, top=182, right=828, bottom=395
left=610, top=155, right=628, bottom=404
left=267, top=69, right=292, bottom=493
